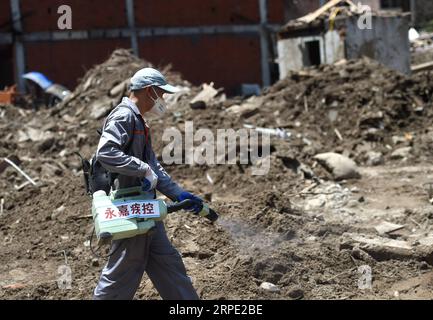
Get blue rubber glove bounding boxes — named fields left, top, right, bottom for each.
left=177, top=191, right=203, bottom=214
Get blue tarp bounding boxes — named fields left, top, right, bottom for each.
left=22, top=72, right=53, bottom=90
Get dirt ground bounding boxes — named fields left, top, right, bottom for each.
left=1, top=50, right=433, bottom=300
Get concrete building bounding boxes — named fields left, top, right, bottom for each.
left=277, top=1, right=411, bottom=79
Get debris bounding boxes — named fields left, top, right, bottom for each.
left=409, top=28, right=420, bottom=42
left=287, top=286, right=304, bottom=299
left=91, top=258, right=99, bottom=267
left=2, top=157, right=37, bottom=186
left=22, top=72, right=71, bottom=106
left=51, top=205, right=66, bottom=220
left=374, top=221, right=405, bottom=236
left=334, top=128, right=343, bottom=141
left=259, top=282, right=280, bottom=293
left=2, top=283, right=26, bottom=290
left=411, top=61, right=433, bottom=73
left=390, top=147, right=412, bottom=160
left=313, top=153, right=361, bottom=180
left=0, top=198, right=3, bottom=216
left=109, top=79, right=129, bottom=97
left=206, top=172, right=214, bottom=185
left=351, top=246, right=376, bottom=263
left=0, top=85, right=18, bottom=104
left=14, top=181, right=32, bottom=191
left=190, top=83, right=218, bottom=109
left=89, top=97, right=114, bottom=120
left=226, top=96, right=262, bottom=118
left=365, top=151, right=383, bottom=166
left=244, top=124, right=291, bottom=140
left=340, top=233, right=415, bottom=262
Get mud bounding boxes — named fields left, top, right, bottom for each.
left=1, top=50, right=433, bottom=299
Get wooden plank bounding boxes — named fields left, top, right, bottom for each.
left=298, top=0, right=343, bottom=24
left=411, top=61, right=433, bottom=73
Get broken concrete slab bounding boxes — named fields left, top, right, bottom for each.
left=341, top=232, right=433, bottom=265
left=365, top=151, right=384, bottom=166
left=391, top=147, right=412, bottom=159
left=314, top=152, right=361, bottom=180
left=89, top=97, right=114, bottom=120
left=109, top=79, right=129, bottom=97
left=226, top=96, right=262, bottom=118
left=374, top=221, right=405, bottom=236
left=341, top=233, right=414, bottom=261
left=190, top=83, right=218, bottom=108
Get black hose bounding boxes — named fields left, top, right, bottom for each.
left=89, top=227, right=120, bottom=259
left=166, top=199, right=197, bottom=213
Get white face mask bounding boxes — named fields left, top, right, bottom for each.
left=149, top=87, right=167, bottom=116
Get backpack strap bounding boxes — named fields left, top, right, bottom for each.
left=97, top=104, right=135, bottom=152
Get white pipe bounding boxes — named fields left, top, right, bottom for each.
left=3, top=158, right=37, bottom=186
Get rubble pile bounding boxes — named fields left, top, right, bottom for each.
left=1, top=50, right=433, bottom=300
left=253, top=58, right=433, bottom=165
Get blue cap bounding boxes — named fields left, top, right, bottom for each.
left=130, top=67, right=179, bottom=93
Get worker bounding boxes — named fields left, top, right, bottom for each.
left=93, top=68, right=203, bottom=300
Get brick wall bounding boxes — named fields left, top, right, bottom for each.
left=1, top=0, right=290, bottom=94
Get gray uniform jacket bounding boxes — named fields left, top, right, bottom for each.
left=96, top=97, right=184, bottom=201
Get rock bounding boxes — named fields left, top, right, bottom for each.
left=365, top=151, right=383, bottom=166
left=390, top=147, right=412, bottom=159
left=391, top=135, right=406, bottom=145
left=51, top=205, right=66, bottom=220
left=190, top=101, right=207, bottom=110
left=304, top=196, right=326, bottom=211
left=109, top=80, right=128, bottom=97
left=190, top=83, right=218, bottom=107
left=259, top=282, right=280, bottom=293
left=89, top=97, right=114, bottom=120
left=374, top=221, right=405, bottom=235
left=287, top=286, right=304, bottom=299
left=91, top=258, right=99, bottom=267
left=226, top=96, right=262, bottom=118
left=347, top=199, right=359, bottom=208
left=351, top=246, right=376, bottom=264
left=37, top=136, right=55, bottom=152
left=313, top=152, right=361, bottom=180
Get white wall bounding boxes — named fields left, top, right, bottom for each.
left=277, top=31, right=344, bottom=79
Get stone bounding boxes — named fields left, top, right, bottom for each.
left=390, top=147, right=412, bottom=160
left=51, top=205, right=66, bottom=220
left=314, top=152, right=361, bottom=180
left=374, top=221, right=405, bottom=235
left=91, top=258, right=99, bottom=267
left=259, top=282, right=280, bottom=293
left=365, top=151, right=383, bottom=166
left=287, top=286, right=304, bottom=299
left=89, top=97, right=113, bottom=120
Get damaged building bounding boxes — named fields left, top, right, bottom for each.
left=277, top=0, right=411, bottom=78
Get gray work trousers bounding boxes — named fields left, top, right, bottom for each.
left=93, top=221, right=199, bottom=300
